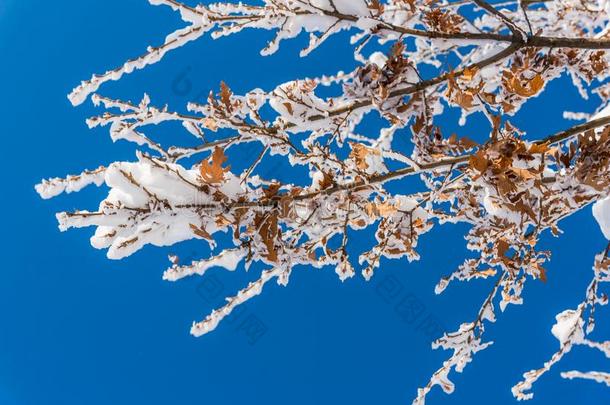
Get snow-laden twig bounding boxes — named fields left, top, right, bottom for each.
left=512, top=244, right=610, bottom=400
left=191, top=267, right=285, bottom=337
left=561, top=370, right=610, bottom=387
left=36, top=166, right=106, bottom=199
left=163, top=248, right=246, bottom=281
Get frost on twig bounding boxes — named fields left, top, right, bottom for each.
left=36, top=166, right=106, bottom=199
left=190, top=267, right=285, bottom=337
left=561, top=370, right=610, bottom=387
left=37, top=0, right=610, bottom=402
left=512, top=245, right=610, bottom=400
left=163, top=248, right=246, bottom=281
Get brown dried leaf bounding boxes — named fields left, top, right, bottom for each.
left=365, top=202, right=397, bottom=218
left=349, top=142, right=380, bottom=171
left=528, top=142, right=550, bottom=154
left=497, top=239, right=510, bottom=257
left=461, top=67, right=479, bottom=82
left=200, top=146, right=230, bottom=184
left=220, top=81, right=233, bottom=111
left=202, top=117, right=218, bottom=132
left=412, top=114, right=425, bottom=134
left=283, top=102, right=294, bottom=115
left=190, top=223, right=212, bottom=241
left=469, top=149, right=488, bottom=173
left=504, top=72, right=545, bottom=98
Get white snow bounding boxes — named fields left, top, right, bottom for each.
left=593, top=195, right=610, bottom=240
left=551, top=309, right=583, bottom=345
left=35, top=166, right=106, bottom=199
left=163, top=248, right=246, bottom=281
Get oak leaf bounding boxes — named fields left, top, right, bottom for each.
left=202, top=118, right=218, bottom=132
left=200, top=146, right=230, bottom=184
left=365, top=202, right=397, bottom=218
left=528, top=142, right=550, bottom=154
left=461, top=67, right=479, bottom=82
left=349, top=142, right=380, bottom=171
left=469, top=149, right=488, bottom=173
left=189, top=223, right=212, bottom=241
left=220, top=81, right=233, bottom=111
left=504, top=72, right=545, bottom=98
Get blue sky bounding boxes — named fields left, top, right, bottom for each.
left=0, top=1, right=609, bottom=404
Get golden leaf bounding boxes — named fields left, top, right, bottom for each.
left=263, top=183, right=281, bottom=199
left=352, top=218, right=367, bottom=228
left=189, top=223, right=212, bottom=241
left=255, top=213, right=279, bottom=263
left=504, top=72, right=545, bottom=98
left=349, top=142, right=379, bottom=170
left=200, top=146, right=230, bottom=184
left=528, top=142, right=549, bottom=154
left=535, top=263, right=547, bottom=282
left=412, top=114, right=425, bottom=134
left=511, top=167, right=537, bottom=180
left=365, top=202, right=397, bottom=218
left=318, top=171, right=335, bottom=190
left=497, top=239, right=510, bottom=257
left=476, top=269, right=497, bottom=278
left=215, top=214, right=231, bottom=227
left=461, top=66, right=479, bottom=82
left=220, top=81, right=233, bottom=111
left=460, top=136, right=478, bottom=149
left=368, top=0, right=384, bottom=13
left=469, top=149, right=488, bottom=173
left=202, top=117, right=218, bottom=132
left=283, top=102, right=294, bottom=115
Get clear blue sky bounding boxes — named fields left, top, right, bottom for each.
left=0, top=1, right=608, bottom=404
